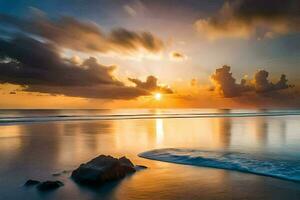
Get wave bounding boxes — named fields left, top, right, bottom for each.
left=0, top=110, right=300, bottom=125
left=139, top=148, right=300, bottom=182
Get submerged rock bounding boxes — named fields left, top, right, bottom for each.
left=36, top=181, right=64, bottom=191
left=71, top=155, right=137, bottom=185
left=24, top=179, right=40, bottom=186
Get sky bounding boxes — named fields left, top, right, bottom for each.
left=0, top=0, right=300, bottom=108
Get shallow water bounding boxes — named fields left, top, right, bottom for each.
left=1, top=109, right=300, bottom=200
left=140, top=148, right=300, bottom=182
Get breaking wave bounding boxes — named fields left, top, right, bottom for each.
left=139, top=148, right=300, bottom=182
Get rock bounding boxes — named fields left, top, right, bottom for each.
left=52, top=173, right=61, bottom=177
left=135, top=165, right=148, bottom=170
left=36, top=181, right=64, bottom=191
left=71, top=155, right=136, bottom=185
left=24, top=179, right=40, bottom=186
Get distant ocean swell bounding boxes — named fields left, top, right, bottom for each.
left=0, top=110, right=300, bottom=124
left=139, top=148, right=300, bottom=182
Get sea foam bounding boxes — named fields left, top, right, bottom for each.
left=139, top=148, right=300, bottom=182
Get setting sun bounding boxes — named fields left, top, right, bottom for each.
left=154, top=93, right=162, bottom=101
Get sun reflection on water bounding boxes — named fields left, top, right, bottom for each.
left=156, top=118, right=164, bottom=144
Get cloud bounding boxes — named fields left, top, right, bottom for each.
left=123, top=0, right=146, bottom=17
left=169, top=51, right=187, bottom=61
left=0, top=36, right=117, bottom=86
left=109, top=28, right=164, bottom=54
left=123, top=5, right=138, bottom=17
left=195, top=0, right=300, bottom=40
left=0, top=13, right=164, bottom=55
left=190, top=78, right=198, bottom=87
left=128, top=75, right=173, bottom=94
left=253, top=70, right=292, bottom=93
left=0, top=35, right=150, bottom=99
left=211, top=65, right=293, bottom=97
left=211, top=65, right=249, bottom=97
left=24, top=84, right=149, bottom=99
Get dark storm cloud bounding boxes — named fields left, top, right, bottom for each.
left=0, top=35, right=150, bottom=99
left=128, top=75, right=173, bottom=94
left=0, top=36, right=119, bottom=86
left=109, top=28, right=164, bottom=54
left=195, top=0, right=300, bottom=40
left=211, top=65, right=293, bottom=97
left=0, top=13, right=164, bottom=55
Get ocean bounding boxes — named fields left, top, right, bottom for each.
left=1, top=109, right=300, bottom=200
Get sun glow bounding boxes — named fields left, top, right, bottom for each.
left=154, top=93, right=162, bottom=101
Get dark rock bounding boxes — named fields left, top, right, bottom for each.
left=24, top=179, right=40, bottom=186
left=71, top=155, right=136, bottom=185
left=135, top=165, right=148, bottom=170
left=52, top=173, right=61, bottom=177
left=36, top=181, right=64, bottom=191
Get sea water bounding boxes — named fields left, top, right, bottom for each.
left=1, top=109, right=300, bottom=200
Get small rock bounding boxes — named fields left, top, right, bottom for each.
left=135, top=165, right=148, bottom=170
left=24, top=179, right=40, bottom=186
left=36, top=181, right=64, bottom=191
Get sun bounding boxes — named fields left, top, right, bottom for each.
left=154, top=93, right=162, bottom=101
